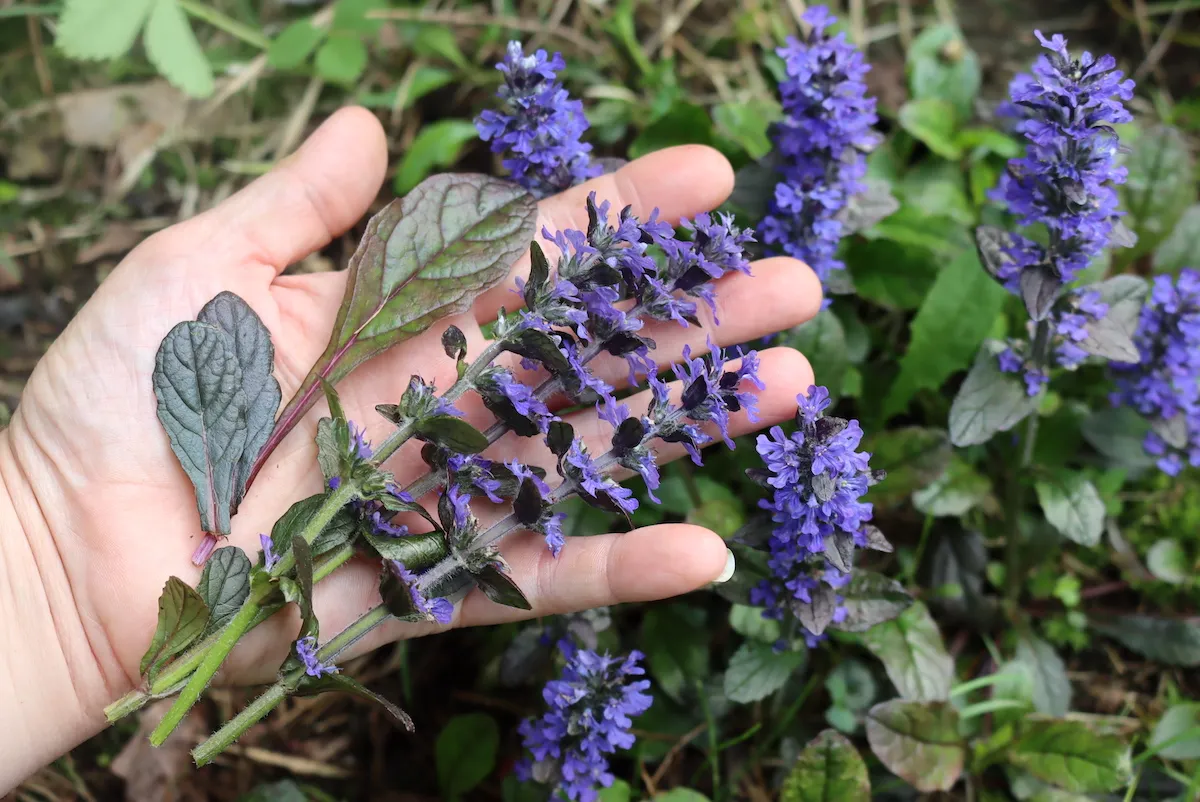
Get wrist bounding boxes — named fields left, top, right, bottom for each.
left=0, top=424, right=117, bottom=793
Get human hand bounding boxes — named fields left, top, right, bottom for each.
left=0, top=107, right=820, bottom=788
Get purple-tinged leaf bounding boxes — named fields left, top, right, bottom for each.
left=472, top=560, right=532, bottom=610
left=441, top=325, right=467, bottom=361
left=974, top=225, right=1016, bottom=284
left=865, top=700, right=963, bottom=792
left=139, top=577, right=210, bottom=677
left=415, top=414, right=489, bottom=453
left=197, top=292, right=280, bottom=509
left=838, top=179, right=899, bottom=235
left=196, top=546, right=251, bottom=632
left=861, top=603, right=952, bottom=701
left=153, top=321, right=248, bottom=535
left=1079, top=275, right=1147, bottom=363
left=794, top=584, right=839, bottom=636
left=292, top=537, right=316, bottom=639
left=1020, top=262, right=1062, bottom=321
left=834, top=571, right=912, bottom=633
left=248, top=174, right=537, bottom=486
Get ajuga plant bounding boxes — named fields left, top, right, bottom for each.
left=107, top=153, right=765, bottom=774
left=755, top=5, right=896, bottom=296
left=949, top=31, right=1147, bottom=608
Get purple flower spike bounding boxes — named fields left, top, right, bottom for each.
left=517, top=643, right=652, bottom=802
left=753, top=385, right=879, bottom=642
left=349, top=422, right=373, bottom=460
left=295, top=636, right=338, bottom=678
left=474, top=41, right=601, bottom=198
left=760, top=5, right=878, bottom=290
left=991, top=31, right=1135, bottom=291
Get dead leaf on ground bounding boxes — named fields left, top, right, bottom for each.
left=76, top=223, right=142, bottom=265
left=111, top=698, right=207, bottom=802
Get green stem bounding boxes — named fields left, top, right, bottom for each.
left=1004, top=318, right=1050, bottom=610
left=191, top=605, right=391, bottom=765
left=148, top=481, right=358, bottom=744
left=177, top=0, right=271, bottom=49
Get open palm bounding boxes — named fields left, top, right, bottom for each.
left=0, top=108, right=820, bottom=782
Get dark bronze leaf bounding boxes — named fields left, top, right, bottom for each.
left=415, top=414, right=489, bottom=453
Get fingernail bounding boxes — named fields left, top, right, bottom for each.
left=714, top=549, right=736, bottom=584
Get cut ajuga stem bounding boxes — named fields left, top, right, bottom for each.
left=192, top=604, right=392, bottom=766
left=149, top=478, right=360, bottom=745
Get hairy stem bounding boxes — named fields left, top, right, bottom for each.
left=148, top=480, right=358, bottom=743
left=191, top=605, right=391, bottom=766
left=1005, top=317, right=1051, bottom=610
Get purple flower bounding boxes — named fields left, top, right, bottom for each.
left=448, top=453, right=505, bottom=503
left=390, top=561, right=454, bottom=624
left=753, top=385, right=878, bottom=642
left=760, top=6, right=879, bottom=291
left=370, top=510, right=409, bottom=538
left=475, top=41, right=601, bottom=198
left=349, top=422, right=373, bottom=460
left=260, top=533, right=279, bottom=571
left=446, top=485, right=473, bottom=530
left=507, top=459, right=552, bottom=495
left=990, top=31, right=1135, bottom=293
left=517, top=643, right=653, bottom=802
left=542, top=512, right=566, bottom=557
left=561, top=440, right=638, bottom=515
left=1112, top=270, right=1200, bottom=474
left=999, top=288, right=1110, bottom=394
left=672, top=342, right=764, bottom=447
left=295, top=636, right=338, bottom=677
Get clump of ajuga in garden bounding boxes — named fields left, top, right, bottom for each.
left=109, top=169, right=763, bottom=784
left=1111, top=269, right=1200, bottom=475
left=475, top=41, right=602, bottom=198
left=517, top=642, right=653, bottom=802
left=741, top=386, right=894, bottom=646
left=759, top=5, right=893, bottom=294
left=952, top=32, right=1146, bottom=449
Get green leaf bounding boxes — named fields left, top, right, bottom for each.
left=362, top=531, right=446, bottom=572
left=651, top=791, right=711, bottom=802
left=1080, top=406, right=1154, bottom=469
left=331, top=0, right=385, bottom=34
left=782, top=310, right=847, bottom=404
left=153, top=321, right=248, bottom=535
left=274, top=174, right=536, bottom=446
left=270, top=493, right=357, bottom=559
left=394, top=119, right=480, bottom=195
left=1015, top=634, right=1071, bottom=717
left=712, top=99, right=781, bottom=160
left=723, top=641, right=805, bottom=704
left=629, top=102, right=716, bottom=159
left=866, top=427, right=953, bottom=508
left=884, top=249, right=1007, bottom=418
left=268, top=19, right=326, bottom=69
left=729, top=604, right=781, bottom=643
left=846, top=238, right=940, bottom=311
left=56, top=0, right=155, bottom=60
left=139, top=576, right=210, bottom=676
left=597, top=780, right=632, bottom=802
left=642, top=604, right=708, bottom=701
left=436, top=713, right=499, bottom=798
left=1153, top=203, right=1200, bottom=274
left=836, top=571, right=913, bottom=633
left=1009, top=718, right=1132, bottom=793
left=1120, top=125, right=1197, bottom=257
left=862, top=603, right=954, bottom=701
left=415, top=413, right=489, bottom=453
left=196, top=546, right=251, bottom=632
left=912, top=457, right=992, bottom=517
left=292, top=536, right=316, bottom=639
left=782, top=730, right=870, bottom=802
left=300, top=673, right=413, bottom=730
left=948, top=344, right=1038, bottom=447
left=409, top=24, right=470, bottom=69
left=926, top=530, right=994, bottom=624
left=1034, top=472, right=1105, bottom=547
left=898, top=99, right=963, bottom=160
left=1150, top=703, right=1200, bottom=760
left=906, top=24, right=981, bottom=123
left=865, top=700, right=964, bottom=792
left=198, top=292, right=280, bottom=507
left=315, top=32, right=368, bottom=84
left=1091, top=615, right=1200, bottom=666
left=898, top=162, right=974, bottom=225
left=1147, top=538, right=1189, bottom=584
left=144, top=0, right=214, bottom=98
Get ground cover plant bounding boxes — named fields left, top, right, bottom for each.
left=5, top=1, right=1200, bottom=800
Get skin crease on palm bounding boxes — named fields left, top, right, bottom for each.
left=0, top=107, right=822, bottom=789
